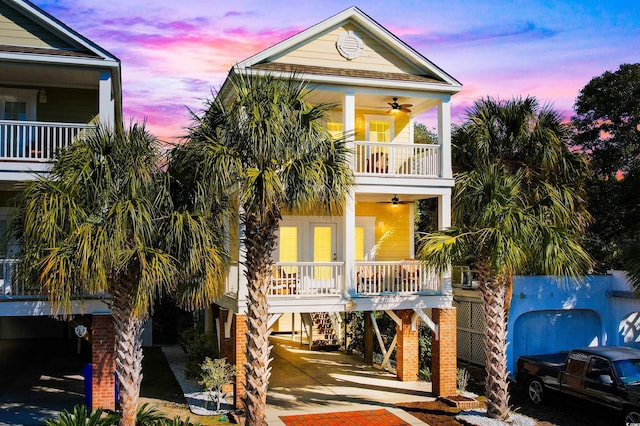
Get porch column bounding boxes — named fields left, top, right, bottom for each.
left=363, top=311, right=374, bottom=365
left=99, top=71, right=115, bottom=127
left=438, top=97, right=452, bottom=179
left=219, top=308, right=248, bottom=408
left=395, top=309, right=419, bottom=381
left=344, top=91, right=356, bottom=295
left=432, top=307, right=457, bottom=396
left=91, top=314, right=116, bottom=410
left=437, top=190, right=452, bottom=230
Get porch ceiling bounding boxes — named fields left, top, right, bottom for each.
left=305, top=90, right=439, bottom=117
left=356, top=194, right=436, bottom=203
left=0, top=61, right=100, bottom=89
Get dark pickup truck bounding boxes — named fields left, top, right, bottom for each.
left=517, top=346, right=640, bottom=425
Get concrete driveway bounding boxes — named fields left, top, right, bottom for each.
left=0, top=339, right=86, bottom=426
left=266, top=335, right=433, bottom=425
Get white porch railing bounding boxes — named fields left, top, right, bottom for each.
left=0, top=259, right=41, bottom=298
left=355, top=260, right=440, bottom=294
left=0, top=120, right=93, bottom=161
left=269, top=262, right=343, bottom=297
left=354, top=141, right=440, bottom=177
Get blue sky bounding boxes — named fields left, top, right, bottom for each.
left=33, top=0, right=640, bottom=140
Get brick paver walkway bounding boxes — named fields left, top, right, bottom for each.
left=280, top=408, right=410, bottom=426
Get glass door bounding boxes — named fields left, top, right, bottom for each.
left=312, top=223, right=336, bottom=281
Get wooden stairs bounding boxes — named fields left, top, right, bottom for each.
left=300, top=312, right=340, bottom=350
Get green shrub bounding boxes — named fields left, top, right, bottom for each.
left=419, top=366, right=432, bottom=381
left=45, top=403, right=202, bottom=426
left=198, top=357, right=236, bottom=412
left=44, top=405, right=118, bottom=426
left=180, top=329, right=218, bottom=379
left=457, top=368, right=470, bottom=392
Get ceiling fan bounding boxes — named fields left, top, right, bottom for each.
left=377, top=195, right=411, bottom=207
left=388, top=97, right=412, bottom=113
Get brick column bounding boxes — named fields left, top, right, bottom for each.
left=92, top=314, right=116, bottom=410
left=395, top=309, right=419, bottom=381
left=218, top=307, right=248, bottom=408
left=432, top=307, right=457, bottom=396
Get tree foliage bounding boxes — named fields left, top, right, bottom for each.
left=15, top=123, right=226, bottom=426
left=418, top=96, right=591, bottom=420
left=573, top=63, right=640, bottom=177
left=171, top=70, right=353, bottom=425
left=572, top=64, right=640, bottom=285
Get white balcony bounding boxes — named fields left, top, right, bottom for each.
left=223, top=260, right=442, bottom=300
left=269, top=262, right=344, bottom=297
left=354, top=260, right=440, bottom=294
left=0, top=120, right=93, bottom=162
left=354, top=141, right=441, bottom=178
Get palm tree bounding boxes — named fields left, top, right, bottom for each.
left=171, top=71, right=353, bottom=425
left=15, top=123, right=227, bottom=426
left=418, top=97, right=592, bottom=420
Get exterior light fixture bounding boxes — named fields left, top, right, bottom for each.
left=74, top=324, right=88, bottom=338
left=391, top=195, right=399, bottom=207
left=38, top=89, right=47, bottom=103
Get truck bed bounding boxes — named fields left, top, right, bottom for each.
left=518, top=352, right=569, bottom=369
left=516, top=352, right=569, bottom=385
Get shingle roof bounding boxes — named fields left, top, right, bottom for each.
left=0, top=44, right=99, bottom=58
left=251, top=62, right=447, bottom=85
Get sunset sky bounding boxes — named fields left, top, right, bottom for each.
left=33, top=0, right=640, bottom=141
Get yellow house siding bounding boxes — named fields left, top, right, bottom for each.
left=393, top=113, right=411, bottom=143
left=0, top=4, right=75, bottom=49
left=356, top=201, right=411, bottom=260
left=273, top=23, right=420, bottom=75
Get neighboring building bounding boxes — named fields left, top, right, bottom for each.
left=0, top=0, right=121, bottom=410
left=454, top=271, right=640, bottom=376
left=207, top=7, right=462, bottom=406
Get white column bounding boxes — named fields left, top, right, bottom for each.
left=437, top=190, right=452, bottom=230
left=438, top=98, right=452, bottom=179
left=99, top=71, right=114, bottom=127
left=343, top=92, right=356, bottom=295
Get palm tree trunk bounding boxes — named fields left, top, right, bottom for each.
left=242, top=213, right=278, bottom=426
left=481, top=276, right=510, bottom=420
left=112, top=287, right=145, bottom=426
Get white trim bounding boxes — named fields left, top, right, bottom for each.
left=364, top=114, right=394, bottom=143
left=239, top=68, right=461, bottom=94
left=0, top=51, right=119, bottom=68
left=412, top=308, right=438, bottom=339
left=224, top=309, right=233, bottom=339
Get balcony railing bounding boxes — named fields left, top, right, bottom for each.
left=0, top=259, right=41, bottom=298
left=354, top=141, right=440, bottom=177
left=355, top=260, right=440, bottom=294
left=0, top=120, right=93, bottom=161
left=269, top=262, right=343, bottom=297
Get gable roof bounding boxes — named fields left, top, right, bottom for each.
left=0, top=0, right=120, bottom=68
left=234, top=6, right=461, bottom=92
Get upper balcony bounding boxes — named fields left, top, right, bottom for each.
left=354, top=141, right=440, bottom=178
